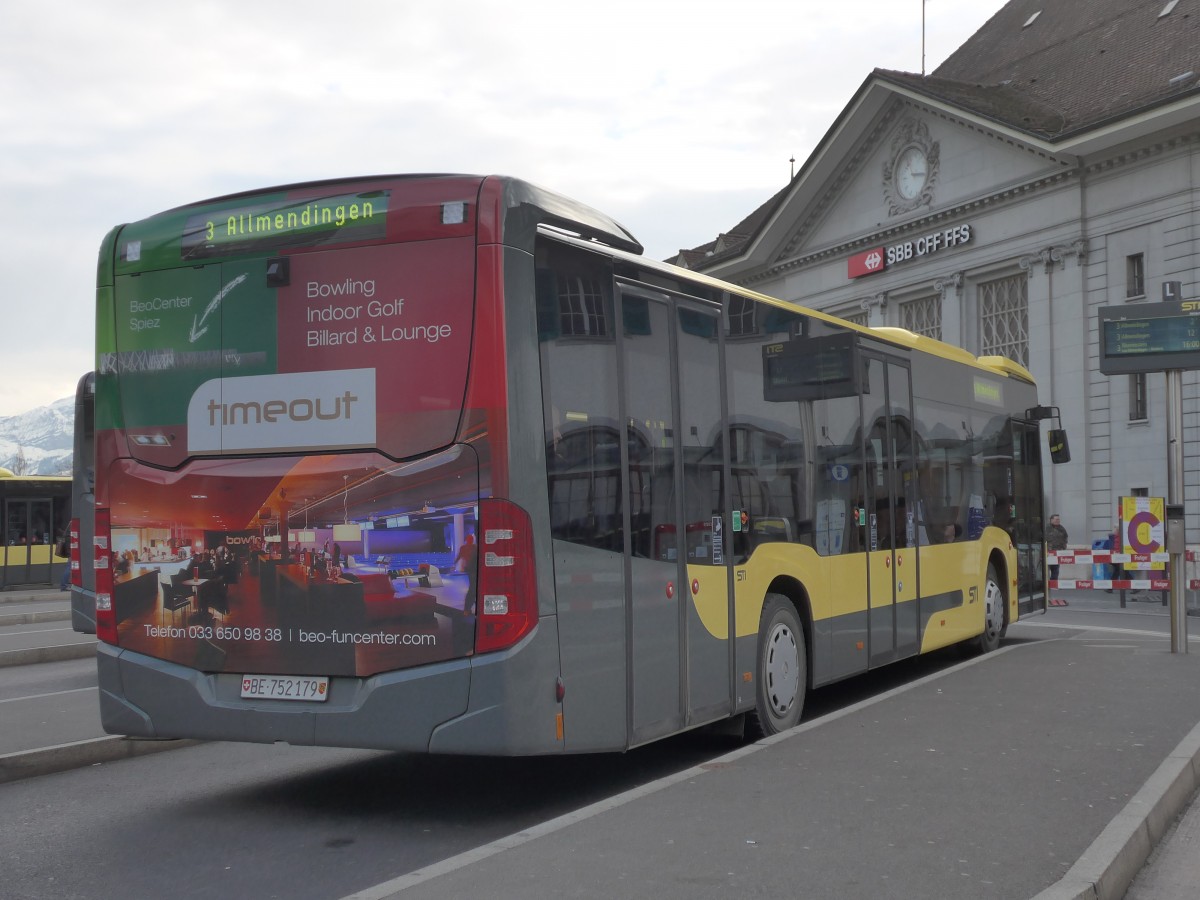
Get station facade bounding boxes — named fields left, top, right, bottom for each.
left=674, top=0, right=1200, bottom=546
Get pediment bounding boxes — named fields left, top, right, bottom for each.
left=767, top=99, right=1071, bottom=267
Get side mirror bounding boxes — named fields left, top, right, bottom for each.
left=1048, top=428, right=1071, bottom=464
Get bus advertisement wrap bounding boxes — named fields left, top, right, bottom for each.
left=105, top=446, right=482, bottom=678
left=99, top=188, right=489, bottom=677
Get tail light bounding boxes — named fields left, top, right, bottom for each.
left=69, top=518, right=82, bottom=589
left=94, top=507, right=117, bottom=645
left=474, top=498, right=538, bottom=654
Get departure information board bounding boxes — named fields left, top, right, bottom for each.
left=762, top=332, right=860, bottom=401
left=1099, top=301, right=1200, bottom=374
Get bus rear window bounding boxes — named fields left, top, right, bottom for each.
left=108, top=238, right=476, bottom=466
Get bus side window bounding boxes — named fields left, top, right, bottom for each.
left=536, top=242, right=623, bottom=554
left=812, top=386, right=862, bottom=557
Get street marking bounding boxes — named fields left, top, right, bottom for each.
left=0, top=687, right=95, bottom=704
left=1014, top=620, right=1195, bottom=640
left=7, top=627, right=76, bottom=635
left=1051, top=606, right=1169, bottom=618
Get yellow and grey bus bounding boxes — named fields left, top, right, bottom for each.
left=93, top=174, right=1056, bottom=753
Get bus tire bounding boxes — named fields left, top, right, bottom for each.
left=974, top=563, right=1005, bottom=654
left=746, top=593, right=806, bottom=739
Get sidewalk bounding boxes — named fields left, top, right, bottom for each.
left=348, top=624, right=1200, bottom=900
left=1125, top=791, right=1200, bottom=900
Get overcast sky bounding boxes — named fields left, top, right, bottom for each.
left=0, top=0, right=1006, bottom=418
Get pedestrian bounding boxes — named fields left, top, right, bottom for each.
left=1046, top=513, right=1067, bottom=581
left=55, top=530, right=71, bottom=591
left=1109, top=523, right=1125, bottom=584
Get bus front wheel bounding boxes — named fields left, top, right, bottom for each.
left=974, top=563, right=1005, bottom=654
left=746, top=593, right=806, bottom=739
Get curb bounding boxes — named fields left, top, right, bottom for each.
left=0, top=610, right=71, bottom=626
left=0, top=735, right=200, bottom=784
left=0, top=642, right=97, bottom=668
left=0, top=591, right=63, bottom=605
left=1031, top=718, right=1200, bottom=900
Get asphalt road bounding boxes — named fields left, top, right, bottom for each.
left=1, top=587, right=1197, bottom=900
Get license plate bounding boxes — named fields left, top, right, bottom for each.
left=240, top=674, right=329, bottom=702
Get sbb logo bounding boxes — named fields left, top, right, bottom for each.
left=848, top=246, right=888, bottom=279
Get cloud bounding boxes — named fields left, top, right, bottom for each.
left=0, top=0, right=1002, bottom=415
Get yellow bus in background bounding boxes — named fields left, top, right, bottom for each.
left=0, top=471, right=70, bottom=589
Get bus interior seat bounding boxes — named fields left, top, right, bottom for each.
left=752, top=517, right=793, bottom=543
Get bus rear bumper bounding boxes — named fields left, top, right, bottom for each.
left=97, top=642, right=473, bottom=752
left=96, top=617, right=565, bottom=754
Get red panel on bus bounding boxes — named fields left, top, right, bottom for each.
left=273, top=238, right=476, bottom=460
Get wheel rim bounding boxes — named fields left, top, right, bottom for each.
left=765, top=621, right=800, bottom=717
left=984, top=576, right=1004, bottom=641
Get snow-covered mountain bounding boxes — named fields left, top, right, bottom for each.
left=0, top=396, right=74, bottom=476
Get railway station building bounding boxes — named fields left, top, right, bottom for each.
left=672, top=0, right=1200, bottom=546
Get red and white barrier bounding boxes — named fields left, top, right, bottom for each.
left=1047, top=549, right=1200, bottom=590
left=1050, top=578, right=1171, bottom=590
left=1048, top=551, right=1168, bottom=565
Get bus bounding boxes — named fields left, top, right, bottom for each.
left=93, top=174, right=1058, bottom=754
left=0, top=471, right=70, bottom=589
left=69, top=371, right=97, bottom=631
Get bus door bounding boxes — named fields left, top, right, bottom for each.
left=1011, top=419, right=1047, bottom=617
left=618, top=287, right=730, bottom=745
left=2, top=498, right=52, bottom=586
left=862, top=355, right=920, bottom=667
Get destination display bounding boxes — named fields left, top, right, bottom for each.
left=762, top=332, right=860, bottom=401
left=179, top=190, right=390, bottom=260
left=1104, top=317, right=1200, bottom=355
left=1098, top=301, right=1200, bottom=375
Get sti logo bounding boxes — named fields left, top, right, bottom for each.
left=848, top=247, right=886, bottom=279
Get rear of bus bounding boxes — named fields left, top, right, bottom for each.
left=69, top=372, right=96, bottom=633
left=94, top=174, right=636, bottom=754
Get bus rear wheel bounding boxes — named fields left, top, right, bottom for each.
left=746, top=593, right=806, bottom=739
